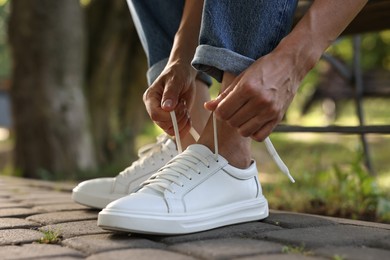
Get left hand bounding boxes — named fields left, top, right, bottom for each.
left=205, top=51, right=302, bottom=141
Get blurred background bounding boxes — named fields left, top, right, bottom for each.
left=0, top=0, right=389, bottom=223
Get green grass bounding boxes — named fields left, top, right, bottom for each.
left=282, top=244, right=313, bottom=256
left=37, top=229, right=62, bottom=244
left=255, top=96, right=390, bottom=223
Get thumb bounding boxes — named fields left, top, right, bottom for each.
left=161, top=82, right=180, bottom=112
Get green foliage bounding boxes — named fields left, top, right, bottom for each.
left=327, top=31, right=390, bottom=71
left=0, top=0, right=10, bottom=78
left=282, top=244, right=312, bottom=256
left=332, top=255, right=346, bottom=260
left=265, top=150, right=390, bottom=223
left=312, top=153, right=380, bottom=220
left=37, top=229, right=62, bottom=244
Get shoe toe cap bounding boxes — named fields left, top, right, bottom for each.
left=106, top=192, right=169, bottom=214
left=73, top=178, right=115, bottom=194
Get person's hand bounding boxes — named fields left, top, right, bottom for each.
left=205, top=51, right=303, bottom=141
left=143, top=62, right=197, bottom=136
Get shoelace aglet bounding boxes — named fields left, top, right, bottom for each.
left=264, top=137, right=295, bottom=183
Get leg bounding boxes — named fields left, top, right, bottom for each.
left=72, top=1, right=210, bottom=209
left=128, top=0, right=211, bottom=147
left=193, top=0, right=298, bottom=168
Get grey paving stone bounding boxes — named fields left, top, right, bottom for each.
left=151, top=221, right=282, bottom=245
left=40, top=220, right=108, bottom=239
left=262, top=225, right=390, bottom=248
left=12, top=192, right=71, bottom=201
left=63, top=233, right=165, bottom=254
left=0, top=243, right=84, bottom=259
left=33, top=203, right=90, bottom=212
left=22, top=198, right=76, bottom=206
left=27, top=210, right=98, bottom=225
left=317, top=214, right=390, bottom=230
left=264, top=212, right=336, bottom=229
left=0, top=207, right=40, bottom=217
left=0, top=218, right=41, bottom=229
left=314, top=245, right=390, bottom=260
left=169, top=238, right=284, bottom=259
left=0, top=202, right=32, bottom=209
left=86, top=248, right=196, bottom=260
left=0, top=198, right=21, bottom=203
left=0, top=228, right=43, bottom=245
left=0, top=192, right=11, bottom=198
left=367, top=235, right=390, bottom=250
left=236, top=254, right=326, bottom=260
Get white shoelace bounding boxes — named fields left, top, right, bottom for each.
left=143, top=148, right=209, bottom=193
left=170, top=111, right=295, bottom=183
left=118, top=134, right=173, bottom=178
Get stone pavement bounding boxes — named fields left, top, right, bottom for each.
left=0, top=176, right=389, bottom=260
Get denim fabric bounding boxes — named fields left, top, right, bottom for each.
left=192, top=0, right=298, bottom=82
left=127, top=0, right=297, bottom=84
left=127, top=0, right=211, bottom=86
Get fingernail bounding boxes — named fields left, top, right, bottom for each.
left=162, top=99, right=173, bottom=108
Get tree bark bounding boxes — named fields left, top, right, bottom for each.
left=85, top=0, right=148, bottom=165
left=9, top=0, right=96, bottom=178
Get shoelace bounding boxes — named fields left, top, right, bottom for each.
left=118, top=134, right=173, bottom=178
left=170, top=111, right=295, bottom=183
left=142, top=110, right=294, bottom=194
left=143, top=148, right=209, bottom=193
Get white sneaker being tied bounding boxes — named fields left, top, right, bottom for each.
left=98, top=112, right=294, bottom=235
left=72, top=134, right=177, bottom=209
left=98, top=144, right=268, bottom=235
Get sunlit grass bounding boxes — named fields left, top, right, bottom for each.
left=80, top=0, right=92, bottom=7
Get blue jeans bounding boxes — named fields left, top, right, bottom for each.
left=127, top=0, right=298, bottom=85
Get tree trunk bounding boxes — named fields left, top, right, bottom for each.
left=9, top=0, right=96, bottom=178
left=85, top=0, right=148, bottom=166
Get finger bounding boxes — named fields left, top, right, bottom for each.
left=143, top=84, right=172, bottom=123
left=165, top=112, right=191, bottom=137
left=237, top=115, right=274, bottom=138
left=161, top=77, right=182, bottom=112
left=250, top=120, right=277, bottom=142
left=204, top=90, right=230, bottom=111
left=225, top=99, right=262, bottom=128
left=215, top=83, right=251, bottom=120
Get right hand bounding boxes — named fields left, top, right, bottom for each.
left=143, top=61, right=197, bottom=136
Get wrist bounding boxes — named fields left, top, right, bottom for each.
left=273, top=31, right=323, bottom=81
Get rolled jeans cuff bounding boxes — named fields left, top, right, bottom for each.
left=192, top=45, right=255, bottom=82
left=147, top=58, right=213, bottom=87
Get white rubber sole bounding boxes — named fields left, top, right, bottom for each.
left=72, top=189, right=122, bottom=209
left=98, top=196, right=268, bottom=235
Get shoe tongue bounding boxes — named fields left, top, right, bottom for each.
left=186, top=144, right=214, bottom=157
left=164, top=138, right=177, bottom=151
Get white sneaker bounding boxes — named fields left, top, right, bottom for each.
left=98, top=144, right=268, bottom=235
left=72, top=134, right=178, bottom=209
